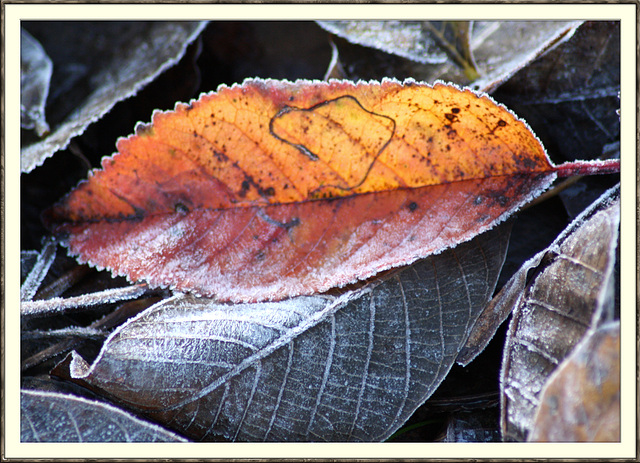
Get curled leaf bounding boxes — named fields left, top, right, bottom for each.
left=21, top=21, right=207, bottom=173
left=21, top=28, right=53, bottom=137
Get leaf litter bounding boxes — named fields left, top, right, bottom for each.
left=22, top=20, right=624, bottom=444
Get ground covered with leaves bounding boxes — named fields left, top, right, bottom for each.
left=20, top=20, right=620, bottom=444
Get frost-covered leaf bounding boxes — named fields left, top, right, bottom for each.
left=21, top=21, right=207, bottom=173
left=529, top=321, right=620, bottom=442
left=52, top=225, right=510, bottom=442
left=322, top=21, right=582, bottom=91
left=45, top=78, right=618, bottom=303
left=317, top=21, right=449, bottom=64
left=21, top=389, right=187, bottom=442
left=499, top=184, right=620, bottom=441
left=469, top=21, right=582, bottom=92
left=21, top=28, right=53, bottom=137
left=20, top=238, right=57, bottom=302
left=494, top=21, right=620, bottom=163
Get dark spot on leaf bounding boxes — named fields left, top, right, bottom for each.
left=239, top=180, right=251, bottom=198
left=445, top=113, right=457, bottom=122
left=285, top=217, right=300, bottom=229
left=513, top=152, right=541, bottom=170
left=488, top=192, right=509, bottom=207
left=474, top=196, right=483, bottom=205
left=262, top=186, right=276, bottom=197
left=174, top=202, right=189, bottom=214
left=408, top=202, right=418, bottom=212
left=498, top=119, right=507, bottom=127
left=213, top=150, right=227, bottom=162
left=451, top=107, right=460, bottom=114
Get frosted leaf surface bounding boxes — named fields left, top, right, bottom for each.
left=317, top=21, right=448, bottom=64
left=21, top=28, right=53, bottom=137
left=21, top=21, right=207, bottom=173
left=55, top=225, right=509, bottom=442
left=21, top=389, right=188, bottom=442
left=318, top=21, right=582, bottom=92
left=20, top=238, right=57, bottom=302
left=499, top=184, right=620, bottom=442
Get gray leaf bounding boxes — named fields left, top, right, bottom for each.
left=21, top=389, right=187, bottom=442
left=21, top=21, right=207, bottom=173
left=493, top=21, right=620, bottom=164
left=470, top=21, right=583, bottom=92
left=21, top=28, right=53, bottom=137
left=54, top=225, right=509, bottom=442
left=318, top=21, right=582, bottom=92
left=317, top=21, right=448, bottom=64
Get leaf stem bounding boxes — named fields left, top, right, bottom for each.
left=21, top=284, right=149, bottom=317
left=552, top=159, right=620, bottom=177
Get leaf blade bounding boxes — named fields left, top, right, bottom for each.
left=52, top=225, right=510, bottom=442
left=46, top=78, right=557, bottom=301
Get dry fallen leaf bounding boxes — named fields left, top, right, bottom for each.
left=494, top=21, right=620, bottom=165
left=51, top=225, right=510, bottom=442
left=21, top=21, right=207, bottom=173
left=21, top=389, right=187, bottom=442
left=528, top=320, right=620, bottom=442
left=20, top=28, right=52, bottom=137
left=44, top=78, right=618, bottom=303
left=499, top=184, right=620, bottom=441
left=319, top=21, right=583, bottom=91
left=317, top=20, right=450, bottom=64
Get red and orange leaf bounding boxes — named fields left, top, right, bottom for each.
left=43, top=78, right=616, bottom=302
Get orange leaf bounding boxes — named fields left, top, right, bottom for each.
left=43, top=78, right=616, bottom=302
